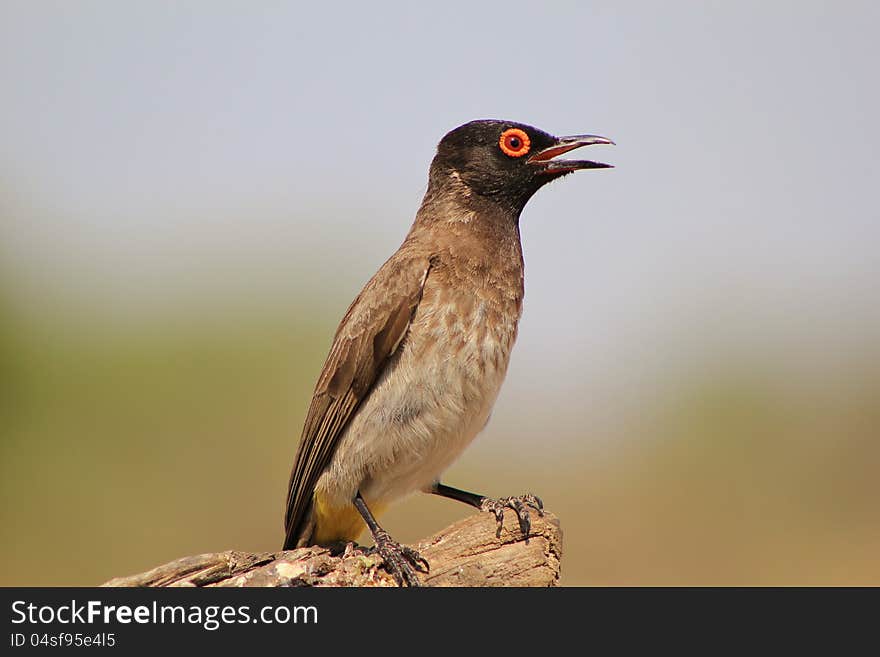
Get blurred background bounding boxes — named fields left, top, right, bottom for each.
left=2, top=2, right=878, bottom=586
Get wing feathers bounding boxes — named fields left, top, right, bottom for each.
left=283, top=253, right=431, bottom=548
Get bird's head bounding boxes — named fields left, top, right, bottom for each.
left=429, top=119, right=614, bottom=213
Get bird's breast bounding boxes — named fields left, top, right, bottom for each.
left=319, top=258, right=524, bottom=507
left=413, top=269, right=522, bottom=385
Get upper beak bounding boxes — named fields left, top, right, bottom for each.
left=528, top=134, right=615, bottom=173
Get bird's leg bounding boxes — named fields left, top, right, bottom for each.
left=353, top=491, right=428, bottom=587
left=429, top=482, right=544, bottom=539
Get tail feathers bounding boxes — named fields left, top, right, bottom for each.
left=283, top=499, right=316, bottom=550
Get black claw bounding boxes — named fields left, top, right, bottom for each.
left=531, top=494, right=545, bottom=514
left=509, top=498, right=529, bottom=535
left=371, top=531, right=428, bottom=587
left=399, top=544, right=430, bottom=573
left=479, top=493, right=545, bottom=541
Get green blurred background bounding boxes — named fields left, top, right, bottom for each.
left=2, top=2, right=879, bottom=585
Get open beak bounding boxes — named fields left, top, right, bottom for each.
left=528, top=134, right=615, bottom=173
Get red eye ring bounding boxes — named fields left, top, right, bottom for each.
left=499, top=128, right=531, bottom=157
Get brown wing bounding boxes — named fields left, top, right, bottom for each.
left=283, top=251, right=432, bottom=548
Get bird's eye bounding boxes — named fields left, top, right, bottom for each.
left=499, top=128, right=531, bottom=158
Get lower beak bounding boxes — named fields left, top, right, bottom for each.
left=528, top=134, right=615, bottom=173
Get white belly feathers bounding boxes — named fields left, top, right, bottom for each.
left=316, top=294, right=519, bottom=508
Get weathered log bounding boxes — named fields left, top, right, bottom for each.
left=102, top=510, right=562, bottom=587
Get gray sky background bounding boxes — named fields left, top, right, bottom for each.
left=2, top=2, right=879, bottom=426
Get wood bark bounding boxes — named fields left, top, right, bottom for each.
left=102, top=511, right=562, bottom=587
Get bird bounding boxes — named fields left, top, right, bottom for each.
left=283, top=119, right=613, bottom=586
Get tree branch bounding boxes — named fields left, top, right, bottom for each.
left=102, top=511, right=562, bottom=587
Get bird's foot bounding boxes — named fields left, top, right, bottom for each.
left=369, top=529, right=429, bottom=587
left=480, top=493, right=544, bottom=539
